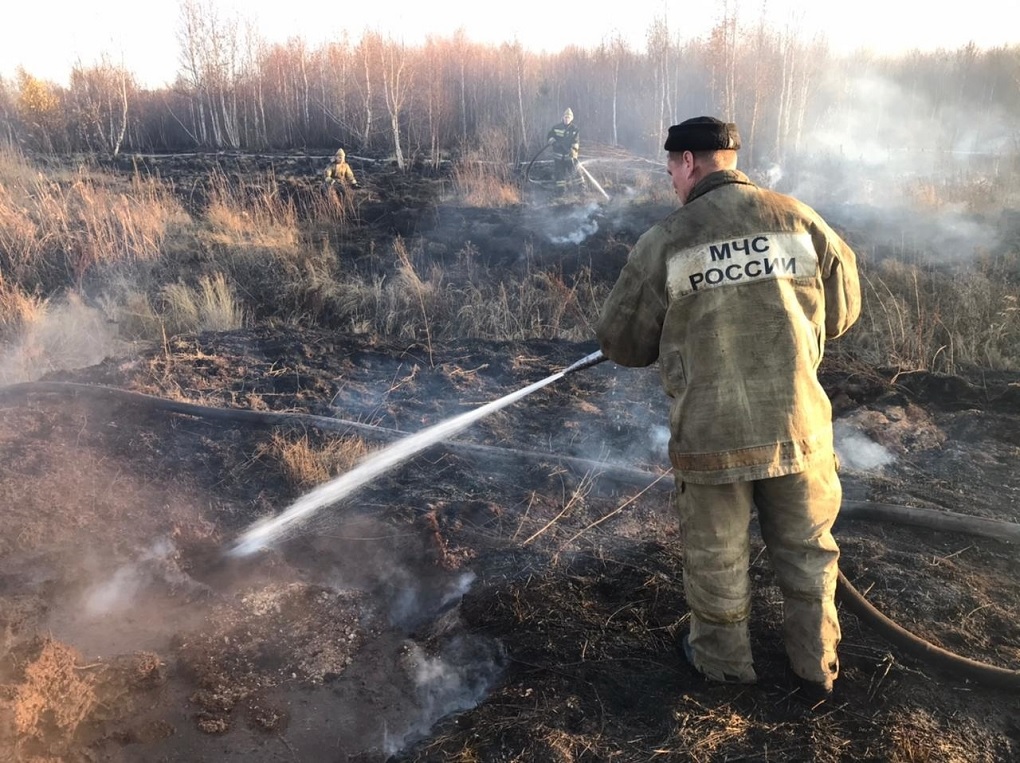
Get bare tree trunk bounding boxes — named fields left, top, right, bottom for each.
left=459, top=57, right=467, bottom=144
left=300, top=44, right=310, bottom=141
left=381, top=40, right=410, bottom=170
left=774, top=31, right=792, bottom=163
left=113, top=70, right=128, bottom=156
left=612, top=49, right=620, bottom=145
left=513, top=42, right=527, bottom=152
left=361, top=44, right=374, bottom=148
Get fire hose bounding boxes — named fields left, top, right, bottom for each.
left=2, top=356, right=1019, bottom=690
left=524, top=145, right=610, bottom=201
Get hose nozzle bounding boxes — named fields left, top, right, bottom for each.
left=561, top=349, right=607, bottom=376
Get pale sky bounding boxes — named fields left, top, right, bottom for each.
left=1, top=0, right=1016, bottom=88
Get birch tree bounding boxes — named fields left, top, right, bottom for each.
left=69, top=59, right=133, bottom=155
left=381, top=38, right=412, bottom=169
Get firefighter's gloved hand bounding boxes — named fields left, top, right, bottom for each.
left=548, top=137, right=555, bottom=144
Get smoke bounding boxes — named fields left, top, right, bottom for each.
left=0, top=294, right=124, bottom=385
left=603, top=422, right=670, bottom=469
left=385, top=630, right=505, bottom=756
left=797, top=72, right=1014, bottom=194
left=543, top=364, right=671, bottom=473
left=529, top=201, right=603, bottom=246
left=834, top=421, right=895, bottom=472
left=760, top=72, right=1015, bottom=266
left=83, top=538, right=209, bottom=615
left=387, top=570, right=477, bottom=629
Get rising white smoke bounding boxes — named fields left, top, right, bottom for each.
left=0, top=294, right=123, bottom=385
left=833, top=421, right=895, bottom=471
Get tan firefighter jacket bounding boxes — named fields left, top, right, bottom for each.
left=325, top=159, right=358, bottom=186
left=596, top=170, right=860, bottom=484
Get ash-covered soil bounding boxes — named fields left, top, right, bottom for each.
left=1, top=155, right=1019, bottom=762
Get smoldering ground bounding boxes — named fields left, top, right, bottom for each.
left=4, top=314, right=1020, bottom=762
left=2, top=120, right=1019, bottom=761
left=1, top=328, right=615, bottom=759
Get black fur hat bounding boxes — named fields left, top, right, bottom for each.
left=664, top=117, right=741, bottom=152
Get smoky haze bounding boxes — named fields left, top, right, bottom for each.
left=3, top=14, right=1019, bottom=760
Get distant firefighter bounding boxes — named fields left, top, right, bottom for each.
left=546, top=108, right=581, bottom=190
left=323, top=148, right=360, bottom=189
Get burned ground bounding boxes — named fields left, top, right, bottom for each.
left=1, top=155, right=1019, bottom=762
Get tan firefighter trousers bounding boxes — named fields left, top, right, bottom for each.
left=675, top=462, right=842, bottom=686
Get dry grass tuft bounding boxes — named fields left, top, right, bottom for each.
left=0, top=274, right=47, bottom=343
left=160, top=273, right=248, bottom=335
left=452, top=128, right=521, bottom=208
left=261, top=432, right=372, bottom=489
left=837, top=255, right=1020, bottom=373
left=7, top=638, right=98, bottom=749
left=202, top=170, right=299, bottom=251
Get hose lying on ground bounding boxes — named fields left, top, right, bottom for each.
left=524, top=144, right=585, bottom=190
left=2, top=380, right=1019, bottom=690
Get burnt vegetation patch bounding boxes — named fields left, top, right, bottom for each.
left=2, top=112, right=1020, bottom=760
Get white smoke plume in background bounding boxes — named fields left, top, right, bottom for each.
left=834, top=420, right=895, bottom=472
left=769, top=72, right=1015, bottom=265
left=794, top=72, right=1014, bottom=203
left=0, top=294, right=125, bottom=385
left=765, top=164, right=783, bottom=188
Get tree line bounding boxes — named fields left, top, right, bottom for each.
left=1, top=0, right=1017, bottom=171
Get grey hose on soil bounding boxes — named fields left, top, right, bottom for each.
left=3, top=379, right=1020, bottom=689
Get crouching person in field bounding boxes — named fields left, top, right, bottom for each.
left=323, top=148, right=360, bottom=192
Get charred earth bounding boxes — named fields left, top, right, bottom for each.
left=1, top=153, right=1019, bottom=762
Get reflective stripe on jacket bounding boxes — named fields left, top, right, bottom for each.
left=596, top=170, right=860, bottom=484
left=547, top=123, right=580, bottom=160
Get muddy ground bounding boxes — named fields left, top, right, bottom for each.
left=1, top=154, right=1019, bottom=762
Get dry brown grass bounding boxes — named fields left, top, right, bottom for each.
left=836, top=255, right=1020, bottom=373
left=300, top=238, right=606, bottom=343
left=0, top=274, right=47, bottom=342
left=201, top=170, right=299, bottom=251
left=3, top=147, right=1019, bottom=377
left=261, top=432, right=372, bottom=489
left=0, top=149, right=186, bottom=291
left=3, top=638, right=97, bottom=756
left=658, top=696, right=754, bottom=763
left=901, top=174, right=1008, bottom=215
left=455, top=267, right=605, bottom=341
left=302, top=182, right=363, bottom=226
left=452, top=128, right=521, bottom=207
left=161, top=273, right=248, bottom=335
left=101, top=273, right=246, bottom=342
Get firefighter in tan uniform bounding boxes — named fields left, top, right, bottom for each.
left=324, top=148, right=360, bottom=189
left=596, top=117, right=860, bottom=703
